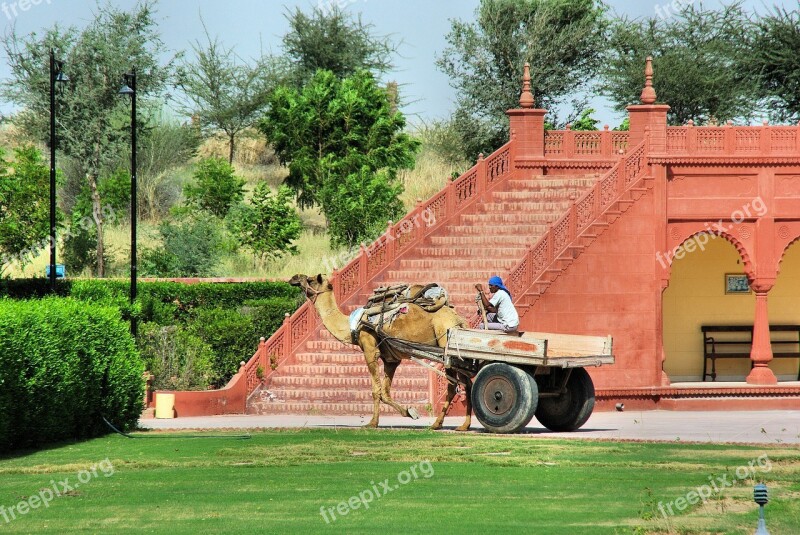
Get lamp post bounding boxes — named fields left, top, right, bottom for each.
left=119, top=70, right=137, bottom=334
left=754, top=483, right=770, bottom=534
left=49, top=49, right=68, bottom=291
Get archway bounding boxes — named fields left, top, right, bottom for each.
left=662, top=234, right=754, bottom=382
left=767, top=240, right=800, bottom=380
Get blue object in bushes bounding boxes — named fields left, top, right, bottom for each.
left=45, top=264, right=66, bottom=278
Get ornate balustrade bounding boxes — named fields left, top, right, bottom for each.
left=544, top=128, right=629, bottom=159
left=664, top=124, right=800, bottom=156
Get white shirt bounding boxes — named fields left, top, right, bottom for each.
left=490, top=290, right=519, bottom=329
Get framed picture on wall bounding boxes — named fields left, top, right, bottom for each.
left=725, top=273, right=751, bottom=294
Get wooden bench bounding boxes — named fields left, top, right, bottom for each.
left=701, top=325, right=800, bottom=381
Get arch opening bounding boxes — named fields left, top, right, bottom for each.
left=662, top=234, right=755, bottom=382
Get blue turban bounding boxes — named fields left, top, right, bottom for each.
left=488, top=276, right=511, bottom=300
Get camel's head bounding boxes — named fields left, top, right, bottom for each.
left=289, top=273, right=332, bottom=300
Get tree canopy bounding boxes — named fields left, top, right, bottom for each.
left=600, top=2, right=759, bottom=125
left=437, top=0, right=609, bottom=157
left=0, top=147, right=55, bottom=275
left=748, top=6, right=800, bottom=122
left=282, top=4, right=397, bottom=85
left=260, top=69, right=418, bottom=248
left=177, top=23, right=287, bottom=163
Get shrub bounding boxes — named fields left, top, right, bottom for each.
left=0, top=280, right=302, bottom=387
left=0, top=298, right=143, bottom=452
left=188, top=308, right=256, bottom=385
left=227, top=184, right=302, bottom=261
left=140, top=213, right=225, bottom=277
left=138, top=324, right=215, bottom=390
left=183, top=157, right=245, bottom=218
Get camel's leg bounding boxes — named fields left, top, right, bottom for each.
left=431, top=378, right=458, bottom=430
left=455, top=375, right=472, bottom=432
left=362, top=342, right=382, bottom=428
left=379, top=361, right=418, bottom=419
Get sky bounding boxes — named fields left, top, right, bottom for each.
left=0, top=0, right=792, bottom=127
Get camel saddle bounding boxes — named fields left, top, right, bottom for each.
left=348, top=283, right=450, bottom=345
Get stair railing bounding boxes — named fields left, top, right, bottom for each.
left=505, top=137, right=649, bottom=301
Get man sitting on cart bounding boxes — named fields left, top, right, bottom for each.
left=475, top=276, right=519, bottom=333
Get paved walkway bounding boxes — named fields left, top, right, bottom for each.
left=140, top=410, right=800, bottom=445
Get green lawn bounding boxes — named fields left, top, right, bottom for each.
left=0, top=429, right=797, bottom=534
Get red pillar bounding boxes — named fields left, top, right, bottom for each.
left=747, top=282, right=778, bottom=384
left=506, top=62, right=547, bottom=171
left=626, top=57, right=669, bottom=152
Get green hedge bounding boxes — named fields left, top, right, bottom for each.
left=0, top=298, right=143, bottom=452
left=0, top=279, right=303, bottom=388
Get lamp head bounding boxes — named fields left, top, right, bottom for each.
left=118, top=72, right=136, bottom=95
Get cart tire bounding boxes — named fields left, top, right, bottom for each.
left=471, top=363, right=538, bottom=434
left=535, top=368, right=595, bottom=432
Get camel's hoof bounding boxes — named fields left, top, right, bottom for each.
left=455, top=425, right=470, bottom=432
left=407, top=407, right=419, bottom=420
left=430, top=421, right=443, bottom=431
left=363, top=422, right=378, bottom=429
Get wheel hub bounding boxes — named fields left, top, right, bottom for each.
left=483, top=376, right=516, bottom=416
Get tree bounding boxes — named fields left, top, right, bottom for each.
left=1, top=1, right=173, bottom=276
left=749, top=6, right=800, bottom=122
left=260, top=70, right=418, bottom=247
left=227, top=184, right=302, bottom=261
left=437, top=0, right=609, bottom=158
left=177, top=24, right=287, bottom=163
left=184, top=157, right=245, bottom=218
left=282, top=4, right=397, bottom=85
left=139, top=213, right=225, bottom=277
left=570, top=108, right=600, bottom=131
left=601, top=2, right=759, bottom=125
left=0, top=147, right=56, bottom=275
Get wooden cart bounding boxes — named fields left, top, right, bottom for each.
left=388, top=328, right=614, bottom=434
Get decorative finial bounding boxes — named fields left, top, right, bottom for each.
left=519, top=62, right=534, bottom=108
left=640, top=56, right=656, bottom=104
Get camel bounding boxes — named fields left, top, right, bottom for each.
left=289, top=273, right=473, bottom=431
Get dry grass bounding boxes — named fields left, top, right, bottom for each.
left=399, top=147, right=470, bottom=210
left=217, top=230, right=346, bottom=280
left=196, top=129, right=276, bottom=168
left=3, top=129, right=468, bottom=280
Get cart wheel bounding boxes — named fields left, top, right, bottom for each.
left=535, top=368, right=595, bottom=432
left=471, top=363, right=538, bottom=434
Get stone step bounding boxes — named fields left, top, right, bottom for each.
left=397, top=258, right=519, bottom=269
left=385, top=269, right=501, bottom=282
left=460, top=213, right=561, bottom=225
left=302, top=341, right=361, bottom=352
left=415, top=246, right=529, bottom=257
left=506, top=178, right=598, bottom=190
left=477, top=201, right=572, bottom=213
left=269, top=374, right=428, bottom=389
left=264, top=388, right=428, bottom=403
left=442, top=224, right=548, bottom=237
left=277, top=363, right=429, bottom=377
left=489, top=190, right=580, bottom=201
left=428, top=235, right=534, bottom=247
left=247, top=399, right=432, bottom=416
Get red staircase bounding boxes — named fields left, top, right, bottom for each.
left=241, top=134, right=652, bottom=417
left=248, top=171, right=602, bottom=415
